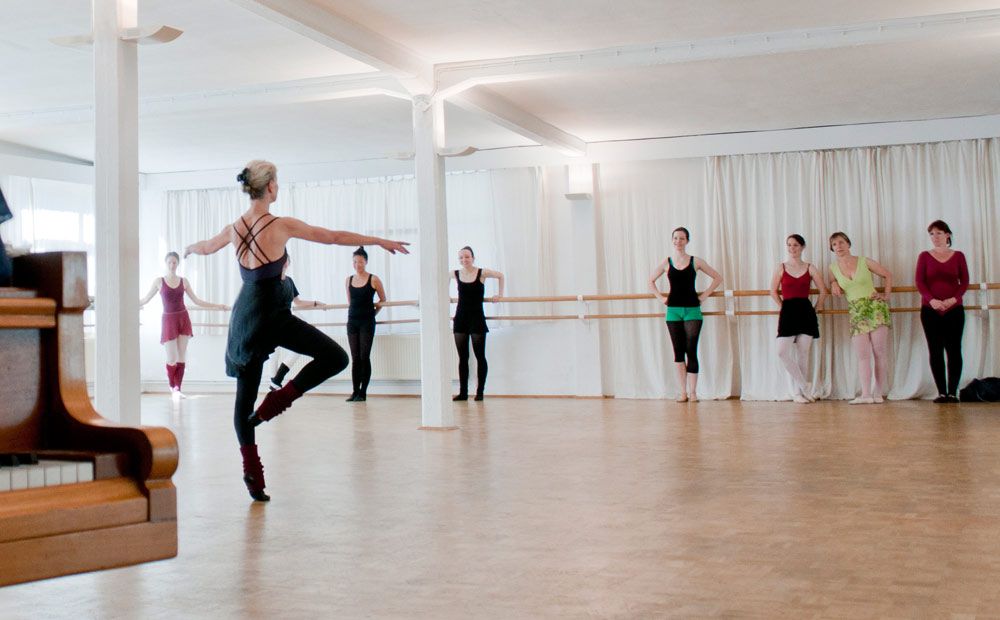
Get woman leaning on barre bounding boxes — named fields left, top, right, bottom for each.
left=769, top=234, right=827, bottom=403
left=649, top=226, right=722, bottom=403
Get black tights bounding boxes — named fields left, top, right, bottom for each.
left=234, top=316, right=349, bottom=446
left=454, top=332, right=487, bottom=396
left=348, top=321, right=376, bottom=396
left=666, top=319, right=702, bottom=374
left=920, top=306, right=964, bottom=396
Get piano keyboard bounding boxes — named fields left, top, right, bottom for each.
left=0, top=460, right=95, bottom=492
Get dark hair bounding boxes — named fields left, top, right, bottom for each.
left=460, top=246, right=475, bottom=258
left=671, top=227, right=690, bottom=241
left=164, top=251, right=180, bottom=262
left=927, top=220, right=952, bottom=246
left=829, top=232, right=851, bottom=251
left=352, top=246, right=368, bottom=261
left=786, top=234, right=806, bottom=248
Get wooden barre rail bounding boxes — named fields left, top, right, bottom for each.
left=82, top=283, right=999, bottom=327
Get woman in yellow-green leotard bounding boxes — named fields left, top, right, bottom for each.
left=828, top=232, right=893, bottom=405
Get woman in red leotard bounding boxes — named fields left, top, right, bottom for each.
left=768, top=234, right=828, bottom=403
left=140, top=251, right=228, bottom=396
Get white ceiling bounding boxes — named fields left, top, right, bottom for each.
left=1, top=0, right=999, bottom=174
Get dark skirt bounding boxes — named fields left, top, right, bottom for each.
left=777, top=297, right=820, bottom=339
left=226, top=278, right=290, bottom=378
left=161, top=309, right=193, bottom=343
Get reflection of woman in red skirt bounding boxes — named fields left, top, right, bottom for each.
left=140, top=251, right=228, bottom=395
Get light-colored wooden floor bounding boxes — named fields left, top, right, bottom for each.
left=2, top=395, right=999, bottom=619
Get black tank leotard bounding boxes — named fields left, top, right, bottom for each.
left=453, top=269, right=488, bottom=334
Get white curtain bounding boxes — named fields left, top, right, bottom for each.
left=596, top=139, right=999, bottom=400
left=595, top=158, right=736, bottom=399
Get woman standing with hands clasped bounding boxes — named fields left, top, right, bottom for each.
left=828, top=232, right=892, bottom=404
left=915, top=220, right=969, bottom=403
left=649, top=227, right=723, bottom=403
left=769, top=234, right=828, bottom=403
left=139, top=251, right=229, bottom=396
left=451, top=246, right=504, bottom=401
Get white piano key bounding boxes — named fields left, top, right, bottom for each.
left=0, top=469, right=10, bottom=492
left=39, top=460, right=63, bottom=486
left=27, top=465, right=45, bottom=488
left=59, top=461, right=78, bottom=484
left=77, top=461, right=94, bottom=482
left=10, top=468, right=28, bottom=490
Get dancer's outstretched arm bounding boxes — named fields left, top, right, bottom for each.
left=184, top=226, right=231, bottom=257
left=283, top=218, right=409, bottom=254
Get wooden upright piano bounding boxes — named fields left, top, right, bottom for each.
left=0, top=252, right=178, bottom=586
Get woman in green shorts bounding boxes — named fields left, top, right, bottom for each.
left=650, top=227, right=723, bottom=402
left=828, top=232, right=893, bottom=404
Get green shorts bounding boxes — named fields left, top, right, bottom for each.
left=665, top=306, right=703, bottom=322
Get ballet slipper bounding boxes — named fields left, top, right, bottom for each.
left=849, top=397, right=874, bottom=405
left=792, top=392, right=809, bottom=404
left=687, top=393, right=699, bottom=403
left=239, top=444, right=270, bottom=502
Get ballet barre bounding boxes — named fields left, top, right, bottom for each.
left=91, top=282, right=997, bottom=328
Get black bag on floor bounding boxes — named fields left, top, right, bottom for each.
left=959, top=378, right=1000, bottom=402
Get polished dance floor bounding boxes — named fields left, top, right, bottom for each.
left=2, top=394, right=999, bottom=619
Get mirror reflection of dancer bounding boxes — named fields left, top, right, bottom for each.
left=451, top=246, right=504, bottom=401
left=268, top=254, right=325, bottom=391
left=649, top=227, right=723, bottom=403
left=828, top=232, right=892, bottom=404
left=769, top=235, right=828, bottom=403
left=184, top=160, right=408, bottom=502
left=915, top=220, right=968, bottom=403
left=345, top=247, right=386, bottom=402
left=139, top=251, right=228, bottom=396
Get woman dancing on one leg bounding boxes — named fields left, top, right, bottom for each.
left=828, top=232, right=893, bottom=404
left=139, top=251, right=228, bottom=396
left=650, top=227, right=722, bottom=403
left=184, top=160, right=408, bottom=501
left=345, top=246, right=386, bottom=402
left=451, top=246, right=504, bottom=401
left=915, top=220, right=969, bottom=403
left=769, top=234, right=828, bottom=403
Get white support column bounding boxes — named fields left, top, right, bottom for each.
left=413, top=95, right=456, bottom=430
left=93, top=0, right=140, bottom=424
left=566, top=164, right=604, bottom=397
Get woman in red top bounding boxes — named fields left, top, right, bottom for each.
left=140, top=251, right=228, bottom=395
left=915, top=220, right=969, bottom=403
left=769, top=234, right=828, bottom=403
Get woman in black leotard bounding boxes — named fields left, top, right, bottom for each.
left=184, top=160, right=408, bottom=502
left=451, top=246, right=504, bottom=401
left=345, top=246, right=386, bottom=402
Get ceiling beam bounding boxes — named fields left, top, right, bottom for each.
left=436, top=8, right=1000, bottom=94
left=226, top=0, right=588, bottom=154
left=227, top=0, right=432, bottom=88
left=0, top=74, right=409, bottom=129
left=451, top=87, right=586, bottom=156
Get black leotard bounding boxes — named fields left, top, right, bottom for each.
left=453, top=269, right=488, bottom=334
